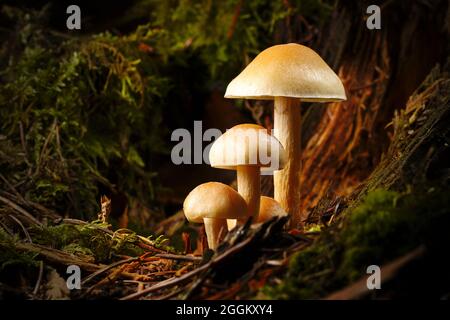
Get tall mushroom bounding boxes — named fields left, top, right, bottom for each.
left=224, top=43, right=346, bottom=227
left=183, top=182, right=247, bottom=250
left=209, top=124, right=286, bottom=229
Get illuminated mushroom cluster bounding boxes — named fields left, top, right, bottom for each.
left=183, top=124, right=286, bottom=249
left=225, top=43, right=347, bottom=227
left=183, top=43, right=346, bottom=249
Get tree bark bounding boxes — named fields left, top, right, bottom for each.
left=286, top=0, right=450, bottom=220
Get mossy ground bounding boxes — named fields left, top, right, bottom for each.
left=0, top=1, right=448, bottom=299
left=0, top=1, right=332, bottom=222
left=0, top=220, right=175, bottom=286
left=265, top=186, right=450, bottom=299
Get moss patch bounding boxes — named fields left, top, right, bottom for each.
left=266, top=187, right=450, bottom=299
left=29, top=221, right=149, bottom=263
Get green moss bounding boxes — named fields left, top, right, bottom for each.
left=30, top=222, right=145, bottom=263
left=265, top=187, right=450, bottom=299
left=0, top=12, right=169, bottom=218
left=0, top=228, right=39, bottom=272
left=0, top=2, right=335, bottom=223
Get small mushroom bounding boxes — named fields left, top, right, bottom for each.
left=209, top=124, right=286, bottom=228
left=254, top=196, right=288, bottom=224
left=227, top=196, right=286, bottom=231
left=183, top=182, right=247, bottom=250
left=225, top=43, right=346, bottom=227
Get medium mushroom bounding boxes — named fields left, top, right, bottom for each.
left=183, top=182, right=247, bottom=250
left=209, top=124, right=286, bottom=229
left=224, top=43, right=346, bottom=227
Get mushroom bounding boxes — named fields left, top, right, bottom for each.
left=183, top=182, right=247, bottom=250
left=255, top=196, right=288, bottom=224
left=224, top=43, right=346, bottom=227
left=209, top=124, right=286, bottom=229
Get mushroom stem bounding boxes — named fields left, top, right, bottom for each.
left=273, top=96, right=302, bottom=228
left=233, top=165, right=260, bottom=228
left=203, top=217, right=227, bottom=250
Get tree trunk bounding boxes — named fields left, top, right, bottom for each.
left=268, top=0, right=450, bottom=221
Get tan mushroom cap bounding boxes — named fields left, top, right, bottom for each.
left=255, top=196, right=288, bottom=224
left=209, top=124, right=286, bottom=171
left=183, top=182, right=248, bottom=223
left=225, top=43, right=346, bottom=102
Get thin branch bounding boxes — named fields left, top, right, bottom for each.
left=0, top=174, right=28, bottom=206
left=8, top=214, right=33, bottom=243
left=325, top=246, right=426, bottom=300
left=32, top=261, right=44, bottom=296
left=227, top=0, right=243, bottom=40
left=120, top=235, right=254, bottom=300
left=19, top=120, right=29, bottom=161
left=81, top=257, right=140, bottom=286
left=0, top=195, right=42, bottom=226
left=35, top=119, right=57, bottom=175
left=15, top=242, right=103, bottom=272
left=155, top=253, right=201, bottom=262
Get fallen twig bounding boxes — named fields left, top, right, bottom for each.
left=325, top=245, right=426, bottom=300
left=15, top=242, right=103, bottom=272
left=8, top=214, right=33, bottom=243
left=0, top=195, right=42, bottom=226
left=119, top=259, right=210, bottom=300
left=82, top=256, right=140, bottom=286
left=155, top=253, right=201, bottom=262
left=32, top=261, right=44, bottom=297
left=121, top=234, right=255, bottom=300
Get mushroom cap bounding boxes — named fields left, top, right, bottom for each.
left=255, top=196, right=288, bottom=223
left=225, top=43, right=346, bottom=102
left=209, top=124, right=286, bottom=171
left=183, top=182, right=248, bottom=223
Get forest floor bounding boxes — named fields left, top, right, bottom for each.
left=1, top=61, right=449, bottom=300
